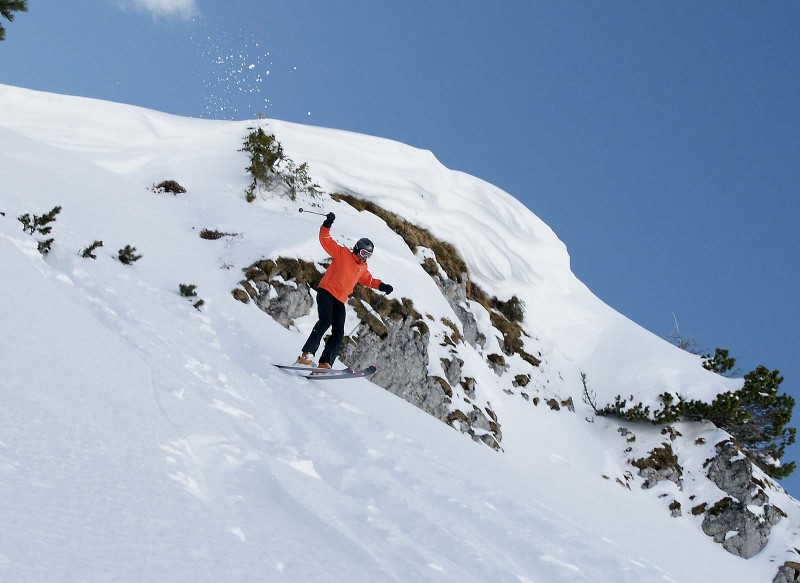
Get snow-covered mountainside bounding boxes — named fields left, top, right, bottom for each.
left=1, top=83, right=798, bottom=582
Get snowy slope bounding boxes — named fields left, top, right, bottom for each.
left=0, top=83, right=797, bottom=582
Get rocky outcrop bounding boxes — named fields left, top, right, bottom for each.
left=706, top=440, right=769, bottom=505
left=701, top=440, right=785, bottom=559
left=773, top=562, right=800, bottom=583
left=701, top=497, right=783, bottom=559
left=632, top=443, right=683, bottom=490
left=432, top=276, right=485, bottom=349
left=234, top=258, right=320, bottom=328
left=239, top=259, right=503, bottom=450
left=339, top=302, right=502, bottom=450
left=340, top=315, right=452, bottom=421
left=252, top=278, right=314, bottom=328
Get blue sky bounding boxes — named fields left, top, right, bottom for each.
left=2, top=1, right=799, bottom=490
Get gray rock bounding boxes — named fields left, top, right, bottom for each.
left=461, top=377, right=477, bottom=400
left=773, top=562, right=800, bottom=583
left=632, top=443, right=683, bottom=490
left=441, top=355, right=464, bottom=387
left=701, top=497, right=780, bottom=559
left=432, top=276, right=485, bottom=348
left=339, top=317, right=453, bottom=421
left=252, top=279, right=314, bottom=328
left=700, top=440, right=784, bottom=559
left=638, top=466, right=682, bottom=490
left=338, top=308, right=502, bottom=449
left=707, top=440, right=765, bottom=505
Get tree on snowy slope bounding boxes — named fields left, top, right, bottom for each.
left=0, top=0, right=27, bottom=41
left=240, top=125, right=322, bottom=202
left=691, top=363, right=796, bottom=479
left=602, top=349, right=796, bottom=479
left=689, top=349, right=795, bottom=478
left=702, top=347, right=738, bottom=376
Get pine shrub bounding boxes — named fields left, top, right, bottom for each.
left=80, top=240, right=103, bottom=259
left=199, top=228, right=238, bottom=240
left=178, top=284, right=204, bottom=310
left=0, top=0, right=27, bottom=41
left=240, top=125, right=321, bottom=202
left=282, top=160, right=322, bottom=200
left=702, top=348, right=737, bottom=376
left=241, top=126, right=285, bottom=202
left=118, top=245, right=142, bottom=265
left=152, top=180, right=186, bottom=195
left=18, top=205, right=61, bottom=255
left=600, top=349, right=796, bottom=479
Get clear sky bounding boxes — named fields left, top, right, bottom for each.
left=2, top=1, right=799, bottom=492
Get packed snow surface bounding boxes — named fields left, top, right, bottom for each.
left=0, top=84, right=794, bottom=582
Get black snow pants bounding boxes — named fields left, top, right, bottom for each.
left=301, top=288, right=346, bottom=365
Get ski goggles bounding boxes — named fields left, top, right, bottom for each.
left=358, top=248, right=373, bottom=259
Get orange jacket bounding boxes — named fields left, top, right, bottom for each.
left=317, top=226, right=382, bottom=303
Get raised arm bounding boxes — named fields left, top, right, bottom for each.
left=319, top=212, right=344, bottom=258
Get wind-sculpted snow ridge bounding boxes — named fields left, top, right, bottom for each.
left=0, top=83, right=796, bottom=582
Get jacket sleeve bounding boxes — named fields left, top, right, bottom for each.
left=319, top=226, right=344, bottom=258
left=358, top=269, right=382, bottom=290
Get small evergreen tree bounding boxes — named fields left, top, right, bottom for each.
left=702, top=348, right=737, bottom=376
left=118, top=245, right=142, bottom=265
left=240, top=124, right=323, bottom=202
left=179, top=284, right=204, bottom=310
left=0, top=0, right=27, bottom=41
left=600, top=348, right=796, bottom=479
left=282, top=160, right=323, bottom=199
left=241, top=126, right=285, bottom=202
left=18, top=205, right=61, bottom=255
left=80, top=240, right=104, bottom=259
left=735, top=366, right=796, bottom=478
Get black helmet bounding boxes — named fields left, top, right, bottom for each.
left=354, top=237, right=374, bottom=259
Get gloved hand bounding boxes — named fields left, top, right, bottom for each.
left=322, top=212, right=335, bottom=228
left=379, top=282, right=393, bottom=295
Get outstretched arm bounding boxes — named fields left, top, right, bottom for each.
left=319, top=212, right=343, bottom=258
left=359, top=270, right=392, bottom=294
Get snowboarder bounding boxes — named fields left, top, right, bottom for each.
left=296, top=212, right=393, bottom=369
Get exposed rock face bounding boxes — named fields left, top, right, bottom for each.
left=773, top=562, right=800, bottom=583
left=632, top=443, right=683, bottom=490
left=236, top=258, right=321, bottom=328
left=242, top=263, right=503, bottom=450
left=432, top=276, right=485, bottom=349
left=252, top=279, right=314, bottom=328
left=701, top=497, right=783, bottom=559
left=340, top=317, right=452, bottom=421
left=339, top=315, right=502, bottom=450
left=706, top=440, right=767, bottom=505
left=701, top=440, right=785, bottom=559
